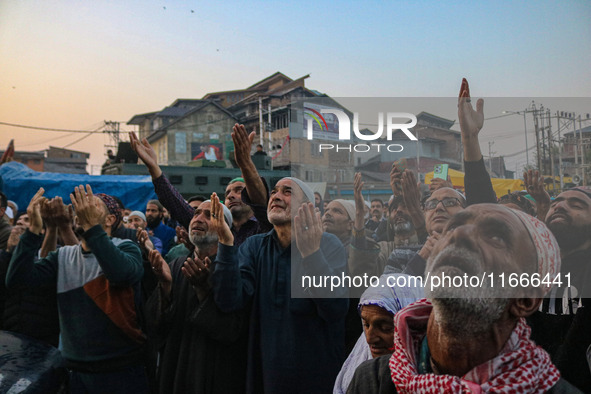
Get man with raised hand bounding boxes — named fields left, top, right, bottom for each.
left=143, top=194, right=247, bottom=394
left=211, top=177, right=348, bottom=393
left=130, top=128, right=270, bottom=247
left=6, top=186, right=147, bottom=394
left=457, top=78, right=497, bottom=205
left=348, top=204, right=579, bottom=393
left=127, top=210, right=164, bottom=254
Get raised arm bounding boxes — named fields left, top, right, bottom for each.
left=353, top=172, right=366, bottom=232
left=232, top=124, right=268, bottom=206
left=71, top=185, right=143, bottom=285
left=458, top=78, right=496, bottom=204
left=130, top=131, right=193, bottom=228
left=129, top=131, right=162, bottom=179
left=6, top=188, right=60, bottom=288
left=41, top=197, right=78, bottom=251
left=401, top=170, right=427, bottom=242
left=523, top=169, right=551, bottom=220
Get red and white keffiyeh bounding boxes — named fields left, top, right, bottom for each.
left=389, top=299, right=561, bottom=393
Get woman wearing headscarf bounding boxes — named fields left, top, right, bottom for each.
left=333, top=269, right=424, bottom=394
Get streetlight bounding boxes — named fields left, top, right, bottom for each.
left=502, top=110, right=529, bottom=167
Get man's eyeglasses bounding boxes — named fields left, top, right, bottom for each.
left=424, top=197, right=462, bottom=211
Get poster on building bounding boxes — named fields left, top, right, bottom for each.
left=191, top=142, right=223, bottom=161
left=302, top=102, right=340, bottom=141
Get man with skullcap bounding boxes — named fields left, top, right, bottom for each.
left=127, top=210, right=164, bottom=254
left=7, top=186, right=148, bottom=393
left=144, top=195, right=248, bottom=393
left=130, top=130, right=271, bottom=249
left=348, top=204, right=579, bottom=393
left=211, top=176, right=348, bottom=393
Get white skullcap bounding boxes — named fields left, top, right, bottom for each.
left=283, top=177, right=315, bottom=204
left=332, top=199, right=356, bottom=221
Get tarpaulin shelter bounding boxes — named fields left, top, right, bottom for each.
left=424, top=168, right=524, bottom=198
left=0, top=161, right=157, bottom=212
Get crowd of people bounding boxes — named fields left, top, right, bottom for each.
left=0, top=79, right=589, bottom=393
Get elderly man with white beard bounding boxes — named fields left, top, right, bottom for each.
left=347, top=204, right=582, bottom=393
left=143, top=198, right=249, bottom=394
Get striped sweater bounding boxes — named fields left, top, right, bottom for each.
left=6, top=225, right=145, bottom=372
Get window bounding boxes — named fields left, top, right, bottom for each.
left=273, top=112, right=289, bottom=130
left=195, top=176, right=208, bottom=185
left=310, top=142, right=323, bottom=157
left=170, top=175, right=183, bottom=185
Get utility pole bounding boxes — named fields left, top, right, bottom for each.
left=572, top=115, right=579, bottom=178
left=103, top=121, right=121, bottom=155
left=540, top=105, right=548, bottom=175
left=267, top=103, right=272, bottom=151
left=556, top=111, right=564, bottom=191
left=578, top=115, right=585, bottom=185
left=532, top=104, right=542, bottom=173
left=523, top=110, right=529, bottom=167
left=258, top=96, right=263, bottom=148
left=546, top=109, right=556, bottom=192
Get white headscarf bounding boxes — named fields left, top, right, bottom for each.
left=333, top=272, right=424, bottom=394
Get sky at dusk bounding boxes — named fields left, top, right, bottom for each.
left=1, top=0, right=589, bottom=174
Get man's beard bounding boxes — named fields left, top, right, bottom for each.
left=431, top=297, right=509, bottom=335
left=146, top=215, right=161, bottom=229
left=426, top=245, right=509, bottom=334
left=548, top=221, right=591, bottom=251
left=190, top=231, right=218, bottom=249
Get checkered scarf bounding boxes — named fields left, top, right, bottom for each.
left=389, top=299, right=560, bottom=393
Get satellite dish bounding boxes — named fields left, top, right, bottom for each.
left=572, top=174, right=581, bottom=185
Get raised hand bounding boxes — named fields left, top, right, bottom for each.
left=353, top=172, right=366, bottom=230
left=210, top=192, right=233, bottom=246
left=295, top=202, right=322, bottom=258
left=176, top=225, right=195, bottom=253
left=401, top=170, right=426, bottom=229
left=523, top=169, right=551, bottom=220
left=137, top=228, right=155, bottom=253
left=390, top=165, right=403, bottom=197
left=70, top=185, right=105, bottom=231
left=6, top=225, right=26, bottom=252
left=148, top=249, right=172, bottom=296
left=418, top=231, right=440, bottom=260
left=26, top=188, right=46, bottom=235
left=231, top=123, right=256, bottom=170
left=458, top=78, right=485, bottom=161
left=40, top=197, right=72, bottom=229
left=181, top=255, right=211, bottom=288
left=231, top=123, right=267, bottom=206
left=129, top=131, right=162, bottom=178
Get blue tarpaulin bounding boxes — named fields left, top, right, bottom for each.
left=0, top=161, right=157, bottom=212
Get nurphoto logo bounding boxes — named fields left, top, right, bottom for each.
left=304, top=107, right=418, bottom=153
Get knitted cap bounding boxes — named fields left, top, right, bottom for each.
left=96, top=193, right=122, bottom=229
